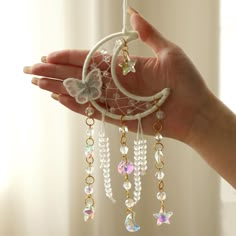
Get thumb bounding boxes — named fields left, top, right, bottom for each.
left=128, top=7, right=170, bottom=54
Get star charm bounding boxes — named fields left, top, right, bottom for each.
left=153, top=211, right=173, bottom=225
left=83, top=205, right=95, bottom=222
left=119, top=59, right=136, bottom=76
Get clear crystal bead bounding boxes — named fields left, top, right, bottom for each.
left=85, top=107, right=95, bottom=116
left=134, top=180, right=141, bottom=186
left=86, top=128, right=94, bottom=137
left=134, top=196, right=141, bottom=202
left=134, top=176, right=141, bottom=182
left=155, top=133, right=163, bottom=142
left=155, top=150, right=164, bottom=162
left=86, top=166, right=94, bottom=174
left=103, top=168, right=110, bottom=174
left=106, top=187, right=112, bottom=193
left=123, top=181, right=132, bottom=190
left=103, top=173, right=110, bottom=178
left=120, top=145, right=129, bottom=155
left=100, top=48, right=108, bottom=55
left=104, top=177, right=111, bottom=183
left=119, top=126, right=128, bottom=133
left=155, top=170, right=165, bottom=180
left=103, top=163, right=110, bottom=168
left=157, top=191, right=167, bottom=201
left=84, top=186, right=94, bottom=195
left=134, top=171, right=141, bottom=176
left=156, top=110, right=165, bottom=120
left=106, top=192, right=113, bottom=198
left=134, top=191, right=141, bottom=197
left=135, top=186, right=142, bottom=192
left=140, top=160, right=147, bottom=166
left=140, top=166, right=148, bottom=171
left=125, top=198, right=135, bottom=208
left=104, top=182, right=111, bottom=188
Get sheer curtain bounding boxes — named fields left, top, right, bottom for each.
left=0, top=0, right=221, bottom=236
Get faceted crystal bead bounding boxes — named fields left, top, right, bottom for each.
left=118, top=161, right=134, bottom=175
left=84, top=186, right=94, bottom=195
left=123, top=181, right=132, bottom=190
left=135, top=186, right=142, bottom=192
left=104, top=55, right=111, bottom=63
left=103, top=172, right=110, bottom=178
left=120, top=145, right=129, bottom=155
left=134, top=191, right=141, bottom=197
left=104, top=182, right=111, bottom=188
left=155, top=170, right=165, bottom=180
left=85, top=145, right=94, bottom=156
left=100, top=48, right=108, bottom=55
left=125, top=198, right=135, bottom=208
left=156, top=110, right=165, bottom=120
left=140, top=166, right=148, bottom=171
left=119, top=126, right=128, bottom=133
left=104, top=178, right=111, bottom=184
left=134, top=176, right=141, bottom=182
left=134, top=180, right=141, bottom=187
left=157, top=191, right=167, bottom=201
left=134, top=171, right=141, bottom=176
left=83, top=205, right=95, bottom=222
left=155, top=150, right=164, bottom=162
left=155, top=133, right=163, bottom=142
left=85, top=107, right=95, bottom=116
left=86, top=128, right=94, bottom=137
left=86, top=166, right=94, bottom=174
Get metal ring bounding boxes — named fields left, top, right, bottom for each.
left=155, top=161, right=164, bottom=169
left=86, top=117, right=95, bottom=126
left=85, top=175, right=95, bottom=185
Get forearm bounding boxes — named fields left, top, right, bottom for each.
left=186, top=89, right=236, bottom=188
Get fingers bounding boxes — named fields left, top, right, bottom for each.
left=45, top=49, right=89, bottom=67
left=128, top=7, right=171, bottom=54
left=24, top=63, right=83, bottom=80
left=32, top=77, right=68, bottom=94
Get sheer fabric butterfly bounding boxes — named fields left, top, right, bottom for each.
left=63, top=68, right=102, bottom=104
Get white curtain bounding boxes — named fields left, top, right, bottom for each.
left=0, top=0, right=224, bottom=236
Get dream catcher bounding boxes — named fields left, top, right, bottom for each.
left=63, top=0, right=173, bottom=232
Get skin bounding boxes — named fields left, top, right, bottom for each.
left=24, top=7, right=236, bottom=188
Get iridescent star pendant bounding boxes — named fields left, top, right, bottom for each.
left=119, top=59, right=136, bottom=76
left=153, top=211, right=173, bottom=225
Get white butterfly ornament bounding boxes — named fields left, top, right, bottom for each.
left=63, top=68, right=102, bottom=104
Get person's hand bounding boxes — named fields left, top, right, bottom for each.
left=23, top=7, right=211, bottom=143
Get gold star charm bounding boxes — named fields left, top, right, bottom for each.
left=119, top=59, right=136, bottom=76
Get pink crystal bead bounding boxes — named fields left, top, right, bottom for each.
left=118, top=161, right=134, bottom=175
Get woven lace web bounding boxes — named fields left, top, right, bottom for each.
left=88, top=38, right=156, bottom=117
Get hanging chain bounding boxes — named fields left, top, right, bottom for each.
left=83, top=105, right=96, bottom=221
left=153, top=107, right=173, bottom=225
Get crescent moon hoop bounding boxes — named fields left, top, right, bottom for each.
left=81, top=30, right=170, bottom=121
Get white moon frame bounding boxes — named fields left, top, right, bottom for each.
left=81, top=0, right=170, bottom=121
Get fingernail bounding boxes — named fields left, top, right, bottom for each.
left=51, top=93, right=60, bottom=101
left=41, top=56, right=47, bottom=63
left=31, top=77, right=39, bottom=85
left=23, top=66, right=32, bottom=74
left=127, top=6, right=139, bottom=15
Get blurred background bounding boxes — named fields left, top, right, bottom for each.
left=0, top=0, right=235, bottom=235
